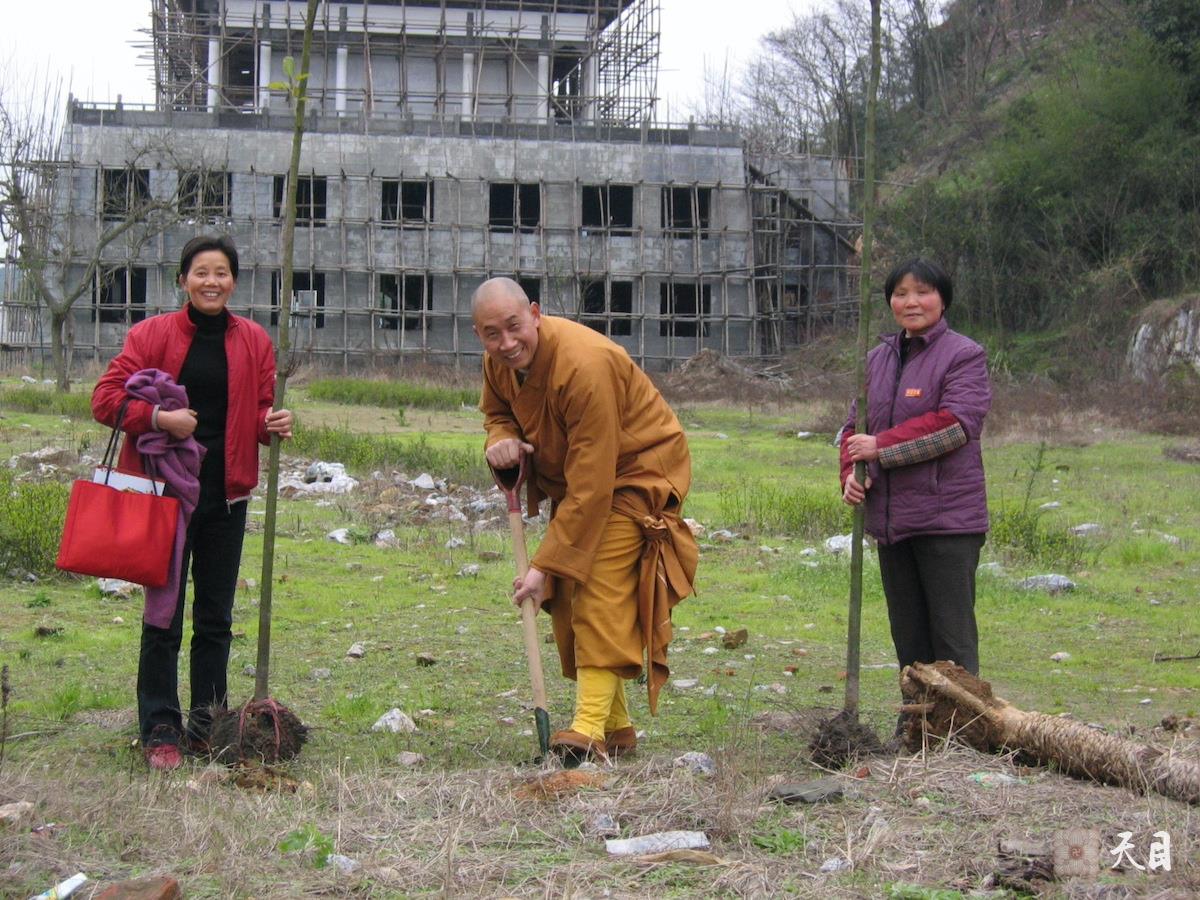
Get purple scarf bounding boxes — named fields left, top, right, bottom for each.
left=125, top=369, right=206, bottom=628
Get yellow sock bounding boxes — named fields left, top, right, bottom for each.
left=569, top=667, right=620, bottom=742
left=604, top=679, right=633, bottom=733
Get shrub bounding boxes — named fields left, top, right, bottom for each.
left=0, top=470, right=70, bottom=577
left=306, top=378, right=477, bottom=411
left=718, top=481, right=849, bottom=538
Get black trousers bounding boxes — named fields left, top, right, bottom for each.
left=137, top=497, right=247, bottom=745
left=877, top=533, right=985, bottom=676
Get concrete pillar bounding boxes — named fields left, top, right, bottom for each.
left=207, top=36, right=221, bottom=111
left=583, top=56, right=597, bottom=123
left=335, top=45, right=348, bottom=112
left=536, top=53, right=549, bottom=121
left=461, top=51, right=475, bottom=119
left=258, top=41, right=272, bottom=111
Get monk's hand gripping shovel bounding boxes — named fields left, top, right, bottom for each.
left=491, top=452, right=551, bottom=760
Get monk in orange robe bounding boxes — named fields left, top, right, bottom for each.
left=473, top=277, right=698, bottom=763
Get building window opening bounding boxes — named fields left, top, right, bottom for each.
left=379, top=273, right=431, bottom=331
left=274, top=174, right=327, bottom=225
left=179, top=170, right=232, bottom=219
left=659, top=282, right=711, bottom=337
left=223, top=38, right=257, bottom=109
left=101, top=168, right=150, bottom=220
left=551, top=55, right=581, bottom=121
left=581, top=184, right=634, bottom=235
left=489, top=182, right=541, bottom=232
left=93, top=266, right=147, bottom=324
left=382, top=179, right=433, bottom=225
left=662, top=185, right=711, bottom=237
left=517, top=276, right=541, bottom=303
left=581, top=280, right=632, bottom=337
left=610, top=281, right=632, bottom=335
left=272, top=270, right=325, bottom=328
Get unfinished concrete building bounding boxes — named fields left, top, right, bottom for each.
left=1, top=0, right=855, bottom=370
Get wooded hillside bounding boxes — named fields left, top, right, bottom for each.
left=702, top=0, right=1200, bottom=379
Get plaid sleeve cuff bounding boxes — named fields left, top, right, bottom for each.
left=878, top=422, right=967, bottom=469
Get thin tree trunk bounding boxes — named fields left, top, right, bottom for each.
left=844, top=0, right=881, bottom=718
left=254, top=0, right=320, bottom=703
left=49, top=310, right=68, bottom=392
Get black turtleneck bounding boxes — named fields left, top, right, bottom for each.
left=179, top=304, right=229, bottom=499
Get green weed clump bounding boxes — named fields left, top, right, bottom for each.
left=0, top=386, right=93, bottom=419
left=750, top=827, right=807, bottom=854
left=989, top=505, right=1087, bottom=570
left=307, top=378, right=477, bottom=411
left=0, top=470, right=69, bottom=577
left=988, top=442, right=1088, bottom=570
left=289, top=425, right=484, bottom=484
left=717, top=480, right=848, bottom=538
left=279, top=824, right=334, bottom=869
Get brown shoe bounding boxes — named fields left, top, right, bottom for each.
left=604, top=726, right=637, bottom=758
left=550, top=729, right=609, bottom=766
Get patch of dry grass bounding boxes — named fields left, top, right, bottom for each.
left=2, top=722, right=1197, bottom=897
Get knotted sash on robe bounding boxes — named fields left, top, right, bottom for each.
left=124, top=368, right=205, bottom=628
left=612, top=490, right=699, bottom=714
left=545, top=489, right=698, bottom=715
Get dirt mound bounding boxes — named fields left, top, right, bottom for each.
left=809, top=708, right=886, bottom=769
left=658, top=350, right=793, bottom=403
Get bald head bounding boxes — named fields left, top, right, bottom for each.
left=472, top=276, right=542, bottom=370
left=471, top=277, right=530, bottom=318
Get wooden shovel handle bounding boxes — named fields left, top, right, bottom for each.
left=497, top=455, right=547, bottom=712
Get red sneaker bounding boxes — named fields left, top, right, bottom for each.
left=144, top=743, right=183, bottom=771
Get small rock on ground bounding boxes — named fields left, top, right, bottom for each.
left=328, top=853, right=360, bottom=875
left=1018, top=574, right=1076, bottom=593
left=372, top=708, right=418, bottom=733
left=769, top=776, right=844, bottom=804
left=673, top=751, right=716, bottom=775
left=0, top=800, right=34, bottom=825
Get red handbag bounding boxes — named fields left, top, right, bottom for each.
left=56, top=403, right=180, bottom=587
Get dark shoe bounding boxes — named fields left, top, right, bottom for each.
left=550, top=730, right=609, bottom=766
left=604, top=726, right=637, bottom=758
left=144, top=743, right=183, bottom=771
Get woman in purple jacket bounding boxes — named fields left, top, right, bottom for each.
left=840, top=258, right=991, bottom=679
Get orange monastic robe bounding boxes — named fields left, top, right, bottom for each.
left=480, top=315, right=697, bottom=711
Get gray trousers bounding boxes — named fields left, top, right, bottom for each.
left=877, top=533, right=985, bottom=676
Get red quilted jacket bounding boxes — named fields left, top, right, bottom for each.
left=91, top=305, right=276, bottom=503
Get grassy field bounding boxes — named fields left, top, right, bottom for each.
left=0, top=375, right=1197, bottom=898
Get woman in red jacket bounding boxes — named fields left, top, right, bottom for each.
left=92, top=235, right=292, bottom=770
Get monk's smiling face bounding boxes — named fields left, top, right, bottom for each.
left=472, top=281, right=541, bottom=371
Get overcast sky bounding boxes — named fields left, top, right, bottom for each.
left=2, top=0, right=809, bottom=118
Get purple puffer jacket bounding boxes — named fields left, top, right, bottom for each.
left=844, top=317, right=991, bottom=545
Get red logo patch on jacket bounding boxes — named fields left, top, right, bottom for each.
left=905, top=388, right=922, bottom=398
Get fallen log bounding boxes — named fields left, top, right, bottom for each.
left=900, top=661, right=1200, bottom=805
